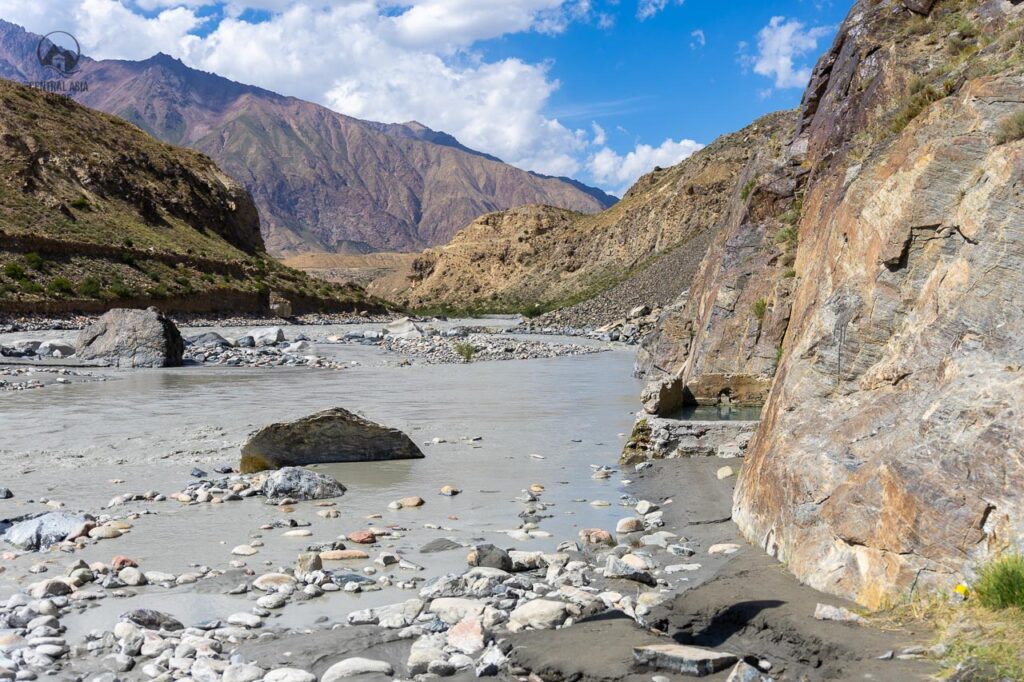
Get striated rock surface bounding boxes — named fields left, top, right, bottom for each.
left=728, top=0, right=1024, bottom=606
left=634, top=113, right=802, bottom=410
left=75, top=307, right=184, bottom=368
left=241, top=408, right=424, bottom=472
left=398, top=112, right=795, bottom=317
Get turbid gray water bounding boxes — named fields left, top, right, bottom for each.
left=0, top=320, right=643, bottom=642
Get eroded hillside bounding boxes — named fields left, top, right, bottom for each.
left=398, top=111, right=796, bottom=316
left=0, top=80, right=382, bottom=315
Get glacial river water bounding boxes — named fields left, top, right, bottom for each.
left=0, top=320, right=644, bottom=639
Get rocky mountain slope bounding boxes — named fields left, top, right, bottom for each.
left=0, top=21, right=614, bottom=256
left=639, top=0, right=1024, bottom=607
left=0, top=80, right=381, bottom=315
left=397, top=112, right=795, bottom=316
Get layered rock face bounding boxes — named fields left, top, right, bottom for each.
left=241, top=407, right=424, bottom=473
left=635, top=111, right=801, bottom=411
left=730, top=0, right=1024, bottom=606
left=401, top=113, right=795, bottom=315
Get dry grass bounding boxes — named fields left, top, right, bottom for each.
left=996, top=110, right=1024, bottom=145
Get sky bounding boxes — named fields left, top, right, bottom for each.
left=1, top=0, right=849, bottom=195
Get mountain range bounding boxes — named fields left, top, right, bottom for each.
left=0, top=20, right=615, bottom=256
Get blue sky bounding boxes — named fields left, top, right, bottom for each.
left=486, top=1, right=846, bottom=154
left=0, top=0, right=848, bottom=193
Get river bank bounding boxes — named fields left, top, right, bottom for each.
left=0, top=320, right=939, bottom=681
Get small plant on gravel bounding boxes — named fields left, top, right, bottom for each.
left=24, top=252, right=45, bottom=270
left=46, top=277, right=74, bottom=296
left=975, top=554, right=1024, bottom=610
left=995, top=110, right=1024, bottom=145
left=79, top=277, right=102, bottom=298
left=453, top=342, right=477, bottom=362
left=107, top=279, right=134, bottom=299
left=3, top=262, right=25, bottom=280
left=522, top=304, right=545, bottom=319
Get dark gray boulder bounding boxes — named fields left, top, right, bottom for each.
left=75, top=307, right=184, bottom=368
left=261, top=467, right=346, bottom=500
left=120, top=609, right=184, bottom=631
left=240, top=407, right=424, bottom=472
left=468, top=544, right=513, bottom=571
left=187, top=332, right=231, bottom=348
left=3, top=511, right=95, bottom=550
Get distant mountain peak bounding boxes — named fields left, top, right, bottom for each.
left=0, top=20, right=616, bottom=255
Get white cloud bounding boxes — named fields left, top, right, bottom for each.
left=588, top=137, right=703, bottom=195
left=689, top=28, right=704, bottom=49
left=748, top=16, right=832, bottom=89
left=637, top=0, right=682, bottom=21
left=0, top=0, right=705, bottom=189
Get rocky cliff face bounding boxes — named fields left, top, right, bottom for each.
left=0, top=22, right=615, bottom=256
left=400, top=112, right=795, bottom=315
left=640, top=0, right=1024, bottom=607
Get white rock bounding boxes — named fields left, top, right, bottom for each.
left=508, top=599, right=568, bottom=631
left=321, top=658, right=394, bottom=680
left=263, top=669, right=315, bottom=682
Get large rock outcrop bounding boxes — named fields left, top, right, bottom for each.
left=240, top=408, right=424, bottom=473
left=75, top=307, right=184, bottom=368
left=729, top=0, right=1024, bottom=606
left=398, top=113, right=795, bottom=317
left=634, top=112, right=802, bottom=411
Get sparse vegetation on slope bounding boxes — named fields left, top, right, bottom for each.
left=0, top=80, right=384, bottom=315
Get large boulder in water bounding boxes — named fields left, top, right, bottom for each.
left=75, top=307, right=184, bottom=368
left=240, top=407, right=424, bottom=472
left=261, top=467, right=346, bottom=500
left=3, top=511, right=95, bottom=550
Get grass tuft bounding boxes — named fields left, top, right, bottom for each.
left=995, top=110, right=1024, bottom=145
left=975, top=554, right=1024, bottom=610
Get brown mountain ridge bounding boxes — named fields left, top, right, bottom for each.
left=0, top=21, right=615, bottom=256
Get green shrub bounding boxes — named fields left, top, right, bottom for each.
left=975, top=555, right=1024, bottom=610
left=783, top=268, right=797, bottom=278
left=890, top=85, right=944, bottom=134
left=3, top=262, right=25, bottom=280
left=752, top=298, right=768, bottom=321
left=996, top=110, right=1024, bottom=145
left=521, top=304, right=545, bottom=319
left=78, top=277, right=101, bottom=297
left=24, top=252, right=45, bottom=270
left=740, top=179, right=756, bottom=201
left=69, top=195, right=90, bottom=210
left=453, top=342, right=477, bottom=362
left=20, top=280, right=43, bottom=294
left=107, top=279, right=134, bottom=299
left=147, top=283, right=169, bottom=299
left=46, top=277, right=74, bottom=296
left=776, top=225, right=800, bottom=251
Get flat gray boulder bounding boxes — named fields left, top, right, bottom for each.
left=261, top=467, right=346, bottom=500
left=3, top=511, right=95, bottom=551
left=241, top=407, right=424, bottom=472
left=75, top=307, right=184, bottom=368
